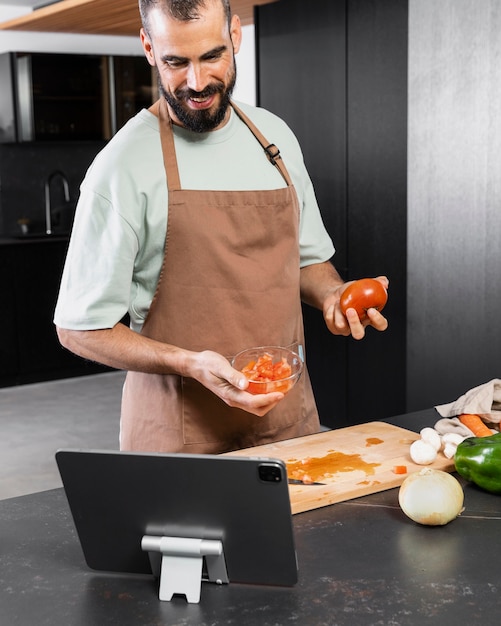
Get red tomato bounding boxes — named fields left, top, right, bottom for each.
left=241, top=353, right=293, bottom=394
left=340, top=278, right=388, bottom=321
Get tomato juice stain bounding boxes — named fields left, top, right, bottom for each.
left=365, top=437, right=384, bottom=447
left=287, top=450, right=381, bottom=482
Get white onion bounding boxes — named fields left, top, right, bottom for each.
left=398, top=468, right=464, bottom=526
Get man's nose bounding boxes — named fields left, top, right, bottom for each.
left=186, top=63, right=208, bottom=93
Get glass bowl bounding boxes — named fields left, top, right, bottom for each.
left=232, top=346, right=303, bottom=395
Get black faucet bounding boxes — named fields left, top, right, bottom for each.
left=45, top=171, right=70, bottom=235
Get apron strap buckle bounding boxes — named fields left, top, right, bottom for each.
left=264, top=144, right=281, bottom=165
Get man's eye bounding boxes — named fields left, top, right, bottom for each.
left=205, top=53, right=223, bottom=62
left=166, top=59, right=187, bottom=69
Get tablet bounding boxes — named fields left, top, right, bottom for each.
left=56, top=449, right=298, bottom=600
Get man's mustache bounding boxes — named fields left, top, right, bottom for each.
left=175, top=84, right=224, bottom=100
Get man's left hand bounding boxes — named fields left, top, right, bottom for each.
left=324, top=276, right=389, bottom=340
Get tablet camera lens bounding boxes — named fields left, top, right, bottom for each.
left=258, top=463, right=282, bottom=483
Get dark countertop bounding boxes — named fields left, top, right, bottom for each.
left=1, top=408, right=500, bottom=625
left=0, top=234, right=69, bottom=245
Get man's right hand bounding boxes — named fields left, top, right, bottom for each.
left=186, top=349, right=286, bottom=417
left=56, top=324, right=285, bottom=417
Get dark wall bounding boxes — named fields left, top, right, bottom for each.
left=256, top=0, right=349, bottom=425
left=256, top=0, right=408, bottom=426
left=406, top=0, right=501, bottom=410
left=0, top=141, right=104, bottom=236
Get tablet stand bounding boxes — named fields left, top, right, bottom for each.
left=141, top=535, right=229, bottom=603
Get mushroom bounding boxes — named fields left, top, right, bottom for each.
left=442, top=432, right=467, bottom=459
left=420, top=427, right=442, bottom=452
left=410, top=439, right=438, bottom=465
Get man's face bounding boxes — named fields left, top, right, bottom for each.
left=141, top=1, right=242, bottom=132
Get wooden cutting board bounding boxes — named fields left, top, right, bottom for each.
left=223, top=422, right=455, bottom=514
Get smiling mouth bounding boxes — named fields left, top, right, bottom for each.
left=187, top=94, right=216, bottom=109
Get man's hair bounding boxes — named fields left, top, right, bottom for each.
left=139, top=0, right=232, bottom=35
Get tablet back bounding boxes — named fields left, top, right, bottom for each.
left=56, top=449, right=298, bottom=586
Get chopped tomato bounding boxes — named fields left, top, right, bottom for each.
left=241, top=353, right=293, bottom=394
left=301, top=474, right=314, bottom=485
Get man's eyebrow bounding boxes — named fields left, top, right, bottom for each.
left=161, top=53, right=189, bottom=63
left=161, top=45, right=228, bottom=64
left=201, top=45, right=227, bottom=59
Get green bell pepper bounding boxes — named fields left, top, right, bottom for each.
left=455, top=432, right=501, bottom=494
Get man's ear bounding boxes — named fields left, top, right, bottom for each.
left=230, top=14, right=242, bottom=55
left=140, top=28, right=156, bottom=66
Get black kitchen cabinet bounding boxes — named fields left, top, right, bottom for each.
left=0, top=239, right=111, bottom=387
left=113, top=56, right=156, bottom=132
left=26, top=53, right=108, bottom=141
left=1, top=243, right=20, bottom=381
left=0, top=52, right=154, bottom=144
left=10, top=52, right=109, bottom=142
left=256, top=0, right=408, bottom=427
left=0, top=53, right=16, bottom=143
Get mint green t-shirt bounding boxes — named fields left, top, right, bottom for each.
left=54, top=101, right=335, bottom=332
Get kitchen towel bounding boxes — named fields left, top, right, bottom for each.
left=434, top=378, right=501, bottom=436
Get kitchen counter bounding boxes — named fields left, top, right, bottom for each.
left=1, top=408, right=500, bottom=625
left=0, top=234, right=69, bottom=245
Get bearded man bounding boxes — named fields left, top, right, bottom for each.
left=54, top=0, right=388, bottom=453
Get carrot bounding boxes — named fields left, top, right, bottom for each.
left=458, top=413, right=492, bottom=437
left=393, top=465, right=407, bottom=475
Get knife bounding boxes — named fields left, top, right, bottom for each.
left=288, top=479, right=326, bottom=486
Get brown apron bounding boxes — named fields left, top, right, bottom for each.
left=120, top=98, right=319, bottom=453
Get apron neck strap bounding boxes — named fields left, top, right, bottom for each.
left=152, top=98, right=182, bottom=191
left=230, top=102, right=293, bottom=187
left=150, top=98, right=293, bottom=190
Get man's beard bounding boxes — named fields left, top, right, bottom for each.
left=158, top=65, right=237, bottom=133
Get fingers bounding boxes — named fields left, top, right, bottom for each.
left=220, top=373, right=286, bottom=416
left=224, top=366, right=286, bottom=415
left=344, top=307, right=366, bottom=340
left=194, top=351, right=287, bottom=417
left=375, top=275, right=390, bottom=290
left=326, top=304, right=389, bottom=339
left=345, top=307, right=389, bottom=340
left=226, top=389, right=286, bottom=416
left=324, top=299, right=350, bottom=336
left=365, top=306, right=389, bottom=332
